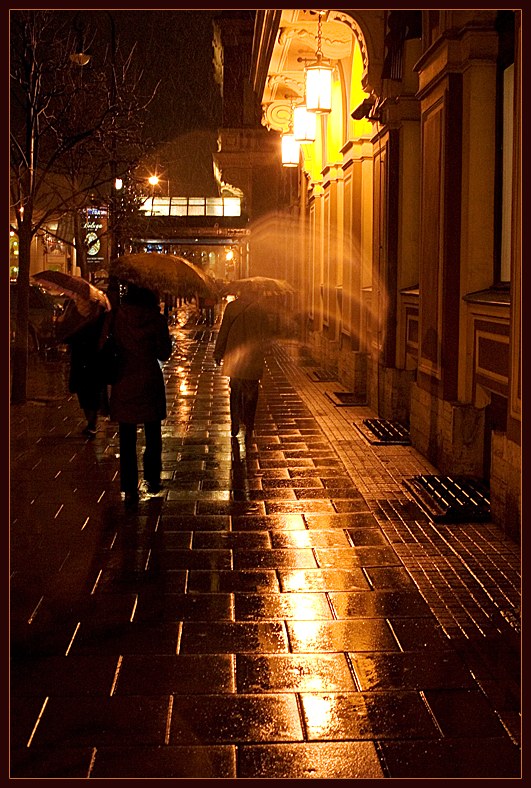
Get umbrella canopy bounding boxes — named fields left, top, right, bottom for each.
left=109, top=253, right=217, bottom=299
left=221, top=276, right=295, bottom=298
left=31, top=270, right=111, bottom=318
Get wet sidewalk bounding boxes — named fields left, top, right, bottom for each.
left=10, top=322, right=521, bottom=779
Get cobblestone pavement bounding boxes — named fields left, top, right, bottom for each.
left=10, top=321, right=521, bottom=779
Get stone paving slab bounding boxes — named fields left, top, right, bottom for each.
left=9, top=328, right=521, bottom=778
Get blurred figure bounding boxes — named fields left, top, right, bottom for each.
left=203, top=295, right=217, bottom=326
left=163, top=293, right=176, bottom=320
left=109, top=284, right=173, bottom=507
left=58, top=300, right=109, bottom=438
left=213, top=294, right=269, bottom=439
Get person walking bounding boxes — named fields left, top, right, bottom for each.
left=203, top=295, right=217, bottom=326
left=58, top=302, right=109, bottom=439
left=109, top=283, right=173, bottom=506
left=213, top=294, right=269, bottom=439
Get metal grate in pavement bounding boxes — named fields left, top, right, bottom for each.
left=325, top=391, right=367, bottom=407
left=307, top=369, right=337, bottom=382
left=354, top=418, right=411, bottom=444
left=403, top=474, right=490, bottom=523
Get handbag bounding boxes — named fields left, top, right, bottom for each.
left=98, top=312, right=124, bottom=385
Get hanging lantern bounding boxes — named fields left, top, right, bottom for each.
left=281, top=132, right=300, bottom=167
left=293, top=105, right=317, bottom=143
left=305, top=64, right=332, bottom=113
left=281, top=99, right=300, bottom=167
left=305, top=12, right=333, bottom=114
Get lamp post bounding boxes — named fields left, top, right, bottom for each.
left=73, top=13, right=120, bottom=264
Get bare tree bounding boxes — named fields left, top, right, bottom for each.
left=10, top=10, right=157, bottom=404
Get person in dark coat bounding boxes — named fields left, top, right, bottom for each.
left=213, top=294, right=269, bottom=439
left=59, top=302, right=109, bottom=439
left=109, top=283, right=173, bottom=506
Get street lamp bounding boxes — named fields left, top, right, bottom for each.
left=281, top=132, right=300, bottom=167
left=71, top=12, right=119, bottom=264
left=281, top=101, right=300, bottom=168
left=148, top=174, right=170, bottom=196
left=293, top=104, right=316, bottom=143
left=70, top=15, right=91, bottom=66
left=304, top=11, right=333, bottom=114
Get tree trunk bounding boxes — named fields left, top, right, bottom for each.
left=10, top=222, right=32, bottom=405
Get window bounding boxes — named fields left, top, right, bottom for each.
left=140, top=195, right=241, bottom=217
left=188, top=198, right=206, bottom=216
left=170, top=198, right=188, bottom=216
left=222, top=198, right=241, bottom=217
left=494, top=11, right=516, bottom=284
left=206, top=198, right=223, bottom=217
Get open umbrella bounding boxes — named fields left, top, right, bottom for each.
left=221, top=276, right=295, bottom=298
left=31, top=270, right=111, bottom=342
left=31, top=270, right=111, bottom=317
left=109, top=253, right=217, bottom=299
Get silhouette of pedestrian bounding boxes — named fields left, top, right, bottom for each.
left=109, top=283, right=172, bottom=506
left=213, top=294, right=269, bottom=439
left=58, top=301, right=109, bottom=439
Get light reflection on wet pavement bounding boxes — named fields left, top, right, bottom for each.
left=10, top=323, right=520, bottom=778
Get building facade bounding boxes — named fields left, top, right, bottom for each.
left=249, top=9, right=521, bottom=541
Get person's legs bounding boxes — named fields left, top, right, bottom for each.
left=81, top=407, right=97, bottom=436
left=229, top=379, right=243, bottom=436
left=119, top=422, right=139, bottom=499
left=143, top=420, right=163, bottom=492
left=99, top=385, right=110, bottom=418
left=242, top=379, right=259, bottom=433
left=78, top=384, right=103, bottom=436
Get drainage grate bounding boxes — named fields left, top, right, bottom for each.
left=325, top=391, right=366, bottom=407
left=354, top=419, right=411, bottom=444
left=403, top=474, right=490, bottom=523
left=308, top=369, right=337, bottom=383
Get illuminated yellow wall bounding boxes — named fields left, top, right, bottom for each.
left=301, top=114, right=324, bottom=186
left=349, top=39, right=373, bottom=139
left=326, top=75, right=344, bottom=164
left=300, top=34, right=371, bottom=187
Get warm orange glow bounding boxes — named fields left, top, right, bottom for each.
left=349, top=42, right=374, bottom=139
left=294, top=105, right=317, bottom=143
left=303, top=694, right=334, bottom=733
left=305, top=63, right=333, bottom=114
left=282, top=133, right=300, bottom=167
left=326, top=75, right=343, bottom=163
left=70, top=52, right=91, bottom=66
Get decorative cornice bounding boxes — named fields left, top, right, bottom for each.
left=328, top=11, right=369, bottom=73
left=262, top=101, right=293, bottom=133
left=266, top=73, right=305, bottom=98
left=277, top=21, right=351, bottom=60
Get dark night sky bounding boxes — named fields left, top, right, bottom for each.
left=92, top=10, right=224, bottom=143
left=114, top=10, right=224, bottom=195
left=9, top=8, right=224, bottom=140
left=8, top=8, right=251, bottom=194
